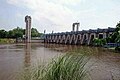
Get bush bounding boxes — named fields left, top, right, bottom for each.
left=18, top=54, right=89, bottom=80
left=92, top=38, right=106, bottom=46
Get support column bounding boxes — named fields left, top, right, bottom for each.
left=72, top=24, right=75, bottom=31
left=72, top=22, right=80, bottom=32
left=103, top=33, right=107, bottom=39
left=25, top=15, right=31, bottom=43
left=76, top=23, right=79, bottom=31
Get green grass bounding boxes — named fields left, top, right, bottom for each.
left=18, top=54, right=89, bottom=80
left=0, top=38, right=15, bottom=44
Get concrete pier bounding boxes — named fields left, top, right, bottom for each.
left=25, top=15, right=31, bottom=43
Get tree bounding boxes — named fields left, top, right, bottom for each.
left=0, top=27, right=42, bottom=39
left=106, top=21, right=120, bottom=51
left=31, top=28, right=41, bottom=37
left=8, top=30, right=14, bottom=38
left=12, top=27, right=24, bottom=38
left=0, top=29, right=8, bottom=38
left=115, top=22, right=120, bottom=43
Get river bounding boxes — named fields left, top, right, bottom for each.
left=0, top=43, right=120, bottom=80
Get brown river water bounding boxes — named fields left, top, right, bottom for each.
left=0, top=43, right=120, bottom=80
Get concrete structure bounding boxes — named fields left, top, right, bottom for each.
left=72, top=22, right=80, bottom=31
left=25, top=15, right=31, bottom=43
left=44, top=23, right=115, bottom=45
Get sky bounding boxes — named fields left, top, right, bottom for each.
left=0, top=0, right=120, bottom=33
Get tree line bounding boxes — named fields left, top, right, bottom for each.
left=0, top=27, right=43, bottom=38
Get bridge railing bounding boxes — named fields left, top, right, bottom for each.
left=104, top=43, right=120, bottom=48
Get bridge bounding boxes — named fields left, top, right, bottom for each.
left=44, top=23, right=115, bottom=45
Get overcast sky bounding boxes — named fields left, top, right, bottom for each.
left=0, top=0, right=120, bottom=33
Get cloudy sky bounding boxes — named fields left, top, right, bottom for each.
left=0, top=0, right=120, bottom=33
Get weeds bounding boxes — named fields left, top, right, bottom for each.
left=18, top=54, right=89, bottom=80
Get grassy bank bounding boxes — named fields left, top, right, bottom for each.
left=18, top=54, right=89, bottom=80
left=0, top=38, right=15, bottom=44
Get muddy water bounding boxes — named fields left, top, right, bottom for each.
left=0, top=43, right=120, bottom=80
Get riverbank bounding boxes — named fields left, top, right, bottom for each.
left=0, top=38, right=15, bottom=44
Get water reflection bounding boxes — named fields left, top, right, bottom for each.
left=24, top=43, right=31, bottom=67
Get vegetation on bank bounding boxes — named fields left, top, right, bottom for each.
left=18, top=54, right=89, bottom=80
left=108, top=22, right=120, bottom=51
left=107, top=22, right=120, bottom=43
left=0, top=27, right=43, bottom=43
left=0, top=27, right=42, bottom=39
left=92, top=38, right=106, bottom=46
left=93, top=22, right=120, bottom=51
left=0, top=38, right=15, bottom=44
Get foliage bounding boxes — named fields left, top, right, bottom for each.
left=107, top=22, right=120, bottom=43
left=92, top=38, right=106, bottom=46
left=12, top=27, right=24, bottom=38
left=93, top=21, right=120, bottom=47
left=31, top=28, right=42, bottom=37
left=0, top=27, right=42, bottom=39
left=115, top=22, right=120, bottom=43
left=105, top=21, right=120, bottom=51
left=18, top=54, right=89, bottom=80
left=0, top=38, right=15, bottom=44
left=0, top=29, right=8, bottom=38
